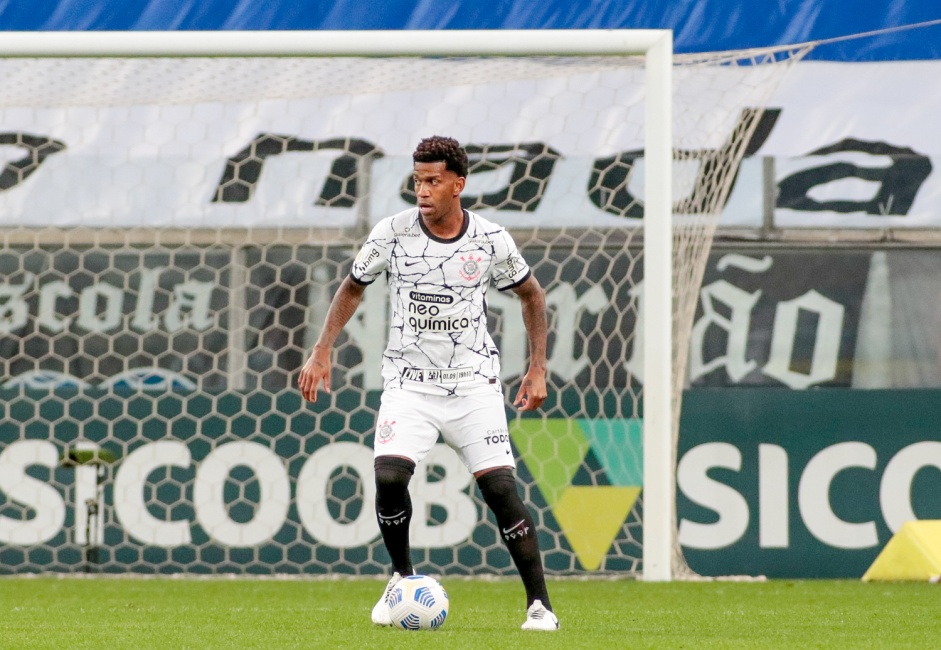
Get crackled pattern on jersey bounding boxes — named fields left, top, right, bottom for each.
left=351, top=208, right=530, bottom=396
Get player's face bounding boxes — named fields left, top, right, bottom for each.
left=413, top=161, right=465, bottom=221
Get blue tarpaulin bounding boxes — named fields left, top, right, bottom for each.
left=2, top=0, right=940, bottom=61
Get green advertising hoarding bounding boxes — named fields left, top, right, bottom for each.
left=680, top=389, right=941, bottom=578
left=4, top=387, right=940, bottom=577
left=0, top=388, right=645, bottom=575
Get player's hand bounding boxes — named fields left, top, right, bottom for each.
left=298, top=345, right=332, bottom=402
left=513, top=367, right=547, bottom=411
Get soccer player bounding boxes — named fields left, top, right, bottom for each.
left=298, top=135, right=559, bottom=631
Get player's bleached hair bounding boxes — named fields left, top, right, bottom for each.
left=413, top=136, right=469, bottom=178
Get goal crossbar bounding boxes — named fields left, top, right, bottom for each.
left=0, top=29, right=669, bottom=58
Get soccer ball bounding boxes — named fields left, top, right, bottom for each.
left=387, top=574, right=449, bottom=630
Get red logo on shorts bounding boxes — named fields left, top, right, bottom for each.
left=377, top=419, right=396, bottom=444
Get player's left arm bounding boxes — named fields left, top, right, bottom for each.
left=510, top=274, right=548, bottom=411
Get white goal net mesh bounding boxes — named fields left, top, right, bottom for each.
left=0, top=43, right=809, bottom=576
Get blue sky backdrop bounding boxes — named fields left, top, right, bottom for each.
left=2, top=0, right=940, bottom=60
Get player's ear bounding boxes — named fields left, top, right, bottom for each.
left=453, top=175, right=466, bottom=196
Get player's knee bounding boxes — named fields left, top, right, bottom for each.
left=374, top=456, right=416, bottom=491
left=475, top=467, right=520, bottom=507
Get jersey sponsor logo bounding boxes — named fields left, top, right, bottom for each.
left=403, top=366, right=473, bottom=383
left=505, top=254, right=525, bottom=278
left=402, top=367, right=425, bottom=382
left=393, top=226, right=420, bottom=238
left=354, top=246, right=380, bottom=268
left=408, top=291, right=453, bottom=304
left=429, top=368, right=473, bottom=383
left=459, top=255, right=483, bottom=281
left=407, top=314, right=471, bottom=332
left=406, top=299, right=470, bottom=332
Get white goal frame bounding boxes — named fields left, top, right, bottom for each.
left=0, top=29, right=675, bottom=582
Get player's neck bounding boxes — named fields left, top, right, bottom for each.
left=420, top=205, right=465, bottom=240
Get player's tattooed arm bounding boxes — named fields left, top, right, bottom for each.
left=511, top=275, right=548, bottom=411
left=298, top=275, right=367, bottom=402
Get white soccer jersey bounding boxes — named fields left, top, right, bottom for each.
left=350, top=208, right=531, bottom=396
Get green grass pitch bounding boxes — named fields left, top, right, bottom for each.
left=0, top=577, right=936, bottom=649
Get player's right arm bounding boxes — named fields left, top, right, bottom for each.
left=299, top=215, right=393, bottom=402
left=298, top=275, right=367, bottom=402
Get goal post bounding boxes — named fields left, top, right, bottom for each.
left=0, top=30, right=806, bottom=580
left=642, top=31, right=674, bottom=582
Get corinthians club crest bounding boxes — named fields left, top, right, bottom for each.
left=459, top=255, right=482, bottom=281
left=377, top=419, right=396, bottom=445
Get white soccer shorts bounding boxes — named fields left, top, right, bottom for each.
left=373, top=388, right=516, bottom=474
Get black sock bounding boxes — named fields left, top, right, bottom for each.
left=374, top=456, right=416, bottom=576
left=477, top=468, right=551, bottom=611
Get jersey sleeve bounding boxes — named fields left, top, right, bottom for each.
left=349, top=220, right=393, bottom=285
left=490, top=227, right=531, bottom=291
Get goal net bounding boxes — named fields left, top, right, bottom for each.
left=0, top=31, right=810, bottom=578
